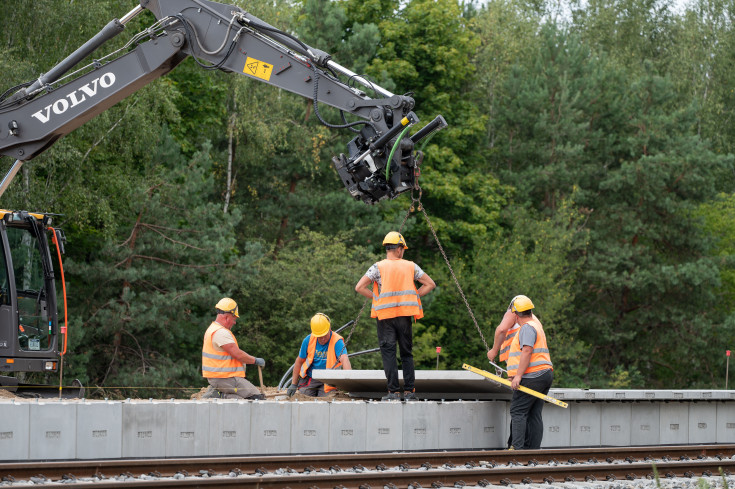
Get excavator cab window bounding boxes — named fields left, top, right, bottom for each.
left=7, top=227, right=50, bottom=352
left=0, top=238, right=10, bottom=308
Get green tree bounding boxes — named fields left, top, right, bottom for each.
left=65, top=130, right=260, bottom=398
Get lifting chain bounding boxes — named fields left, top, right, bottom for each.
left=416, top=198, right=490, bottom=351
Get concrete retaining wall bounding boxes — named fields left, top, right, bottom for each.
left=2, top=394, right=735, bottom=461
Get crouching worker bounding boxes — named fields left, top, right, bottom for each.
left=287, top=313, right=351, bottom=397
left=202, top=298, right=266, bottom=400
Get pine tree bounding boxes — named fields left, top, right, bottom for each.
left=65, top=129, right=261, bottom=397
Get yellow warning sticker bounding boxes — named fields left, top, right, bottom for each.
left=243, top=57, right=273, bottom=81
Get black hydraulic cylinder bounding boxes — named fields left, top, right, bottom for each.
left=20, top=19, right=125, bottom=98
left=370, top=113, right=418, bottom=152
left=410, top=115, right=447, bottom=144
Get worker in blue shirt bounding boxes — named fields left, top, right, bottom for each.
left=287, top=313, right=352, bottom=397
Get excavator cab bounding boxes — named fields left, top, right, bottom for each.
left=0, top=210, right=61, bottom=378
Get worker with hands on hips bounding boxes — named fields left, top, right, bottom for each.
left=287, top=313, right=351, bottom=397
left=201, top=298, right=266, bottom=400
left=355, top=231, right=436, bottom=401
left=488, top=295, right=553, bottom=449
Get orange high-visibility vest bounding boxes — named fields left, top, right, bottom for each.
left=202, top=322, right=245, bottom=379
left=300, top=331, right=344, bottom=393
left=499, top=323, right=520, bottom=363
left=506, top=319, right=553, bottom=377
left=370, top=259, right=423, bottom=320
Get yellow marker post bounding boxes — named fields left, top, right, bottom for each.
left=462, top=363, right=568, bottom=409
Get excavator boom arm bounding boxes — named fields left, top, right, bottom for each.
left=0, top=0, right=447, bottom=204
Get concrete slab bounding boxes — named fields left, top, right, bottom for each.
left=688, top=402, right=717, bottom=444
left=570, top=403, right=601, bottom=447
left=291, top=402, right=329, bottom=454
left=717, top=401, right=735, bottom=443
left=329, top=401, right=366, bottom=453
left=659, top=403, right=689, bottom=445
left=122, top=401, right=168, bottom=458
left=631, top=402, right=660, bottom=446
left=166, top=401, right=209, bottom=457
left=550, top=389, right=735, bottom=401
left=29, top=402, right=76, bottom=460
left=365, top=401, right=402, bottom=451
left=541, top=402, right=570, bottom=448
left=0, top=401, right=29, bottom=461
left=250, top=401, right=291, bottom=454
left=600, top=403, right=631, bottom=447
left=438, top=402, right=474, bottom=449
left=403, top=402, right=439, bottom=450
left=312, top=370, right=512, bottom=400
left=471, top=401, right=508, bottom=449
left=76, top=401, right=122, bottom=459
left=208, top=400, right=250, bottom=456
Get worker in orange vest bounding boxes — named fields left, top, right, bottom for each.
left=355, top=231, right=436, bottom=401
left=487, top=295, right=541, bottom=368
left=493, top=295, right=553, bottom=450
left=201, top=298, right=266, bottom=400
left=287, top=313, right=352, bottom=397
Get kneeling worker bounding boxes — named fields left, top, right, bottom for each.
left=287, top=313, right=351, bottom=397
left=202, top=298, right=266, bottom=400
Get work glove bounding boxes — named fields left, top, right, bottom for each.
left=287, top=384, right=298, bottom=397
left=254, top=357, right=265, bottom=367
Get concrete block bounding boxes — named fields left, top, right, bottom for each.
left=438, top=402, right=473, bottom=450
left=471, top=401, right=507, bottom=449
left=250, top=401, right=291, bottom=454
left=166, top=401, right=209, bottom=457
left=29, top=402, right=76, bottom=460
left=365, top=401, right=402, bottom=451
left=403, top=402, right=439, bottom=450
left=0, top=401, right=29, bottom=461
left=208, top=400, right=250, bottom=456
left=631, top=402, right=660, bottom=446
left=659, top=403, right=689, bottom=445
left=122, top=401, right=167, bottom=458
left=291, top=402, right=329, bottom=454
left=717, top=401, right=735, bottom=443
left=570, top=402, right=601, bottom=447
left=329, top=401, right=366, bottom=453
left=76, top=401, right=122, bottom=459
left=540, top=401, right=570, bottom=448
left=688, top=402, right=717, bottom=444
left=600, top=403, right=631, bottom=447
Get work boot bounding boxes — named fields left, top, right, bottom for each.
left=403, top=391, right=418, bottom=401
left=247, top=393, right=266, bottom=400
left=381, top=392, right=401, bottom=401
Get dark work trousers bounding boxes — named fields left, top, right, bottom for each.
left=509, top=369, right=553, bottom=449
left=376, top=316, right=415, bottom=393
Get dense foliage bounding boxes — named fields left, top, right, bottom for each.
left=1, top=0, right=733, bottom=397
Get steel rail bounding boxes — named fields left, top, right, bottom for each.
left=3, top=445, right=734, bottom=486
left=11, top=458, right=735, bottom=488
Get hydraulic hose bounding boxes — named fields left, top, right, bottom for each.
left=276, top=345, right=380, bottom=391
left=385, top=125, right=411, bottom=183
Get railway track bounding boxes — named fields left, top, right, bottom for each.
left=2, top=445, right=734, bottom=488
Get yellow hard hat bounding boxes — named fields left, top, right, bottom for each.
left=382, top=231, right=408, bottom=249
left=510, top=295, right=534, bottom=313
left=310, top=313, right=331, bottom=337
left=215, top=297, right=239, bottom=318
